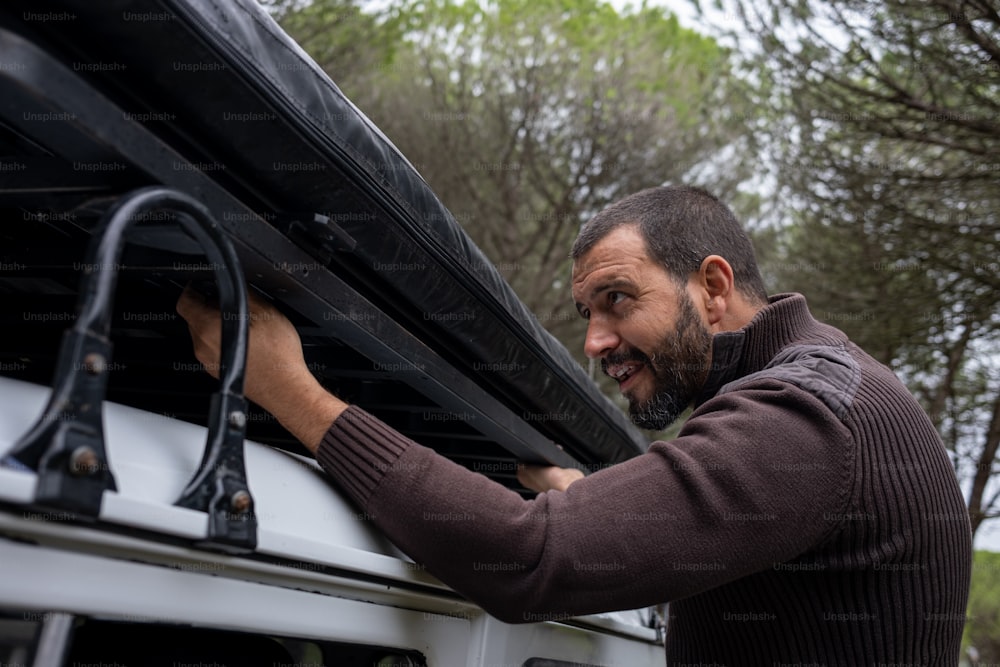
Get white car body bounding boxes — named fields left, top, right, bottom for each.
left=0, top=376, right=663, bottom=666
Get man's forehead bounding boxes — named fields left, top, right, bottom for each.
left=571, top=226, right=649, bottom=281
left=571, top=257, right=634, bottom=285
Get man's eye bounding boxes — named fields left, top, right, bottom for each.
left=609, top=291, right=626, bottom=305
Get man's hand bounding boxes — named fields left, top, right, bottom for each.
left=176, top=286, right=346, bottom=452
left=517, top=463, right=585, bottom=493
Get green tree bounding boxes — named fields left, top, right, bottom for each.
left=372, top=0, right=758, bottom=339
left=965, top=550, right=1000, bottom=662
left=261, top=0, right=403, bottom=80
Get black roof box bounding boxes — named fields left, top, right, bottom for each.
left=0, top=0, right=646, bottom=478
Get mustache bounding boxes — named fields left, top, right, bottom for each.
left=601, top=348, right=651, bottom=377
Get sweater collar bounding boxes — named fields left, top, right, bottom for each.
left=694, top=293, right=825, bottom=406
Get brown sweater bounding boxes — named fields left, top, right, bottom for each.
left=316, top=293, right=971, bottom=665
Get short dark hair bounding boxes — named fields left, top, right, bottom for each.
left=571, top=185, right=768, bottom=305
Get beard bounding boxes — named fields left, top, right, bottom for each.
left=602, top=292, right=714, bottom=430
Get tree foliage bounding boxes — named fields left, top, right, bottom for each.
left=262, top=0, right=404, bottom=80
left=381, top=0, right=756, bottom=339
left=965, top=550, right=1000, bottom=662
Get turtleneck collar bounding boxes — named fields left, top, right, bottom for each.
left=694, top=293, right=837, bottom=407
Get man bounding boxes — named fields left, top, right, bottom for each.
left=178, top=186, right=971, bottom=664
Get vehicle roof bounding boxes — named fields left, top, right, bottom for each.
left=0, top=375, right=441, bottom=586
left=0, top=375, right=658, bottom=641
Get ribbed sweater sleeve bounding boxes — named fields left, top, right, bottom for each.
left=316, top=406, right=411, bottom=505
left=315, top=382, right=854, bottom=624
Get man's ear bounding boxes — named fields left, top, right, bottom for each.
left=696, top=255, right=735, bottom=327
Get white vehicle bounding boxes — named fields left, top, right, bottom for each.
left=0, top=0, right=663, bottom=664
left=0, top=375, right=662, bottom=666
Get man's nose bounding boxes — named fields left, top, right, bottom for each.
left=583, top=315, right=620, bottom=359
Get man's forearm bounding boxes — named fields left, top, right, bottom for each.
left=262, top=377, right=347, bottom=453
left=175, top=286, right=348, bottom=451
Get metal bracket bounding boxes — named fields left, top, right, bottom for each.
left=274, top=212, right=358, bottom=265
left=14, top=332, right=117, bottom=517
left=7, top=186, right=257, bottom=552
left=174, top=392, right=257, bottom=552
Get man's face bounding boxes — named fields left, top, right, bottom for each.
left=571, top=226, right=713, bottom=430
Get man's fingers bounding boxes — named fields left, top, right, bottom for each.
left=516, top=463, right=584, bottom=493
left=176, top=285, right=224, bottom=378
left=516, top=464, right=535, bottom=492
left=176, top=284, right=219, bottom=323
left=516, top=463, right=553, bottom=493
left=245, top=288, right=271, bottom=323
